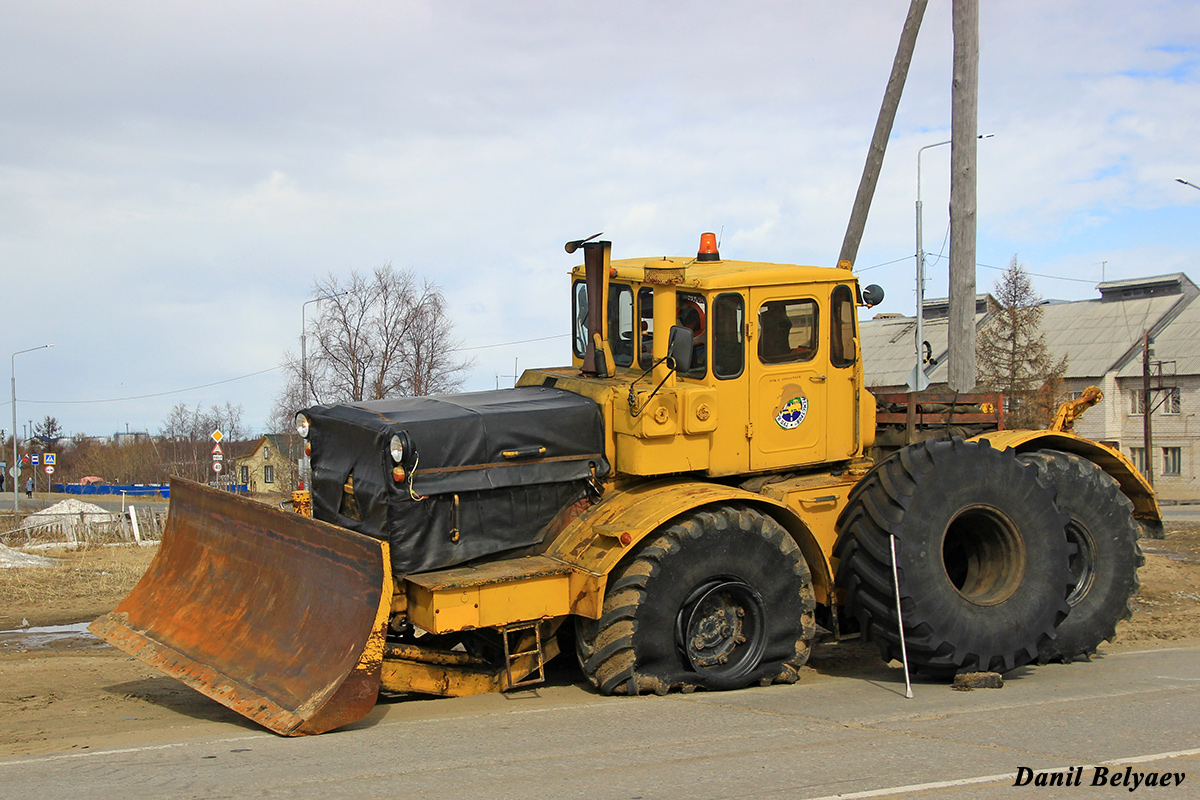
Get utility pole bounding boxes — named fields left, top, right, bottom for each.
left=948, top=0, right=979, bottom=392
left=1143, top=330, right=1154, bottom=487
left=12, top=344, right=53, bottom=513
left=838, top=0, right=928, bottom=268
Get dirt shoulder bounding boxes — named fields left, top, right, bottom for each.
left=1111, top=521, right=1200, bottom=648
left=1, top=524, right=1198, bottom=758
left=0, top=546, right=159, bottom=630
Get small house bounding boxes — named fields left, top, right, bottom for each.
left=233, top=434, right=303, bottom=496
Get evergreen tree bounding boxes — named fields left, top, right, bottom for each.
left=33, top=415, right=64, bottom=446
left=976, top=256, right=1068, bottom=428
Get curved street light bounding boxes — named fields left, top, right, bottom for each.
left=913, top=134, right=993, bottom=390
left=11, top=344, right=54, bottom=513
left=301, top=291, right=351, bottom=409
left=1177, top=178, right=1200, bottom=191
left=299, top=291, right=349, bottom=488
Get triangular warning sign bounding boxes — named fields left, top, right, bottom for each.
left=212, top=442, right=223, bottom=456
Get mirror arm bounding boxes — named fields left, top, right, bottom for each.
left=627, top=356, right=675, bottom=418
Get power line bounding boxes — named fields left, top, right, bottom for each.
left=21, top=366, right=283, bottom=405
left=858, top=254, right=915, bottom=272
left=975, top=261, right=1098, bottom=285
left=864, top=249, right=1100, bottom=287
left=453, top=334, right=568, bottom=352
left=9, top=333, right=570, bottom=407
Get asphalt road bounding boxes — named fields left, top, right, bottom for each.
left=1, top=492, right=169, bottom=516
left=2, top=644, right=1196, bottom=800
left=1163, top=504, right=1200, bottom=522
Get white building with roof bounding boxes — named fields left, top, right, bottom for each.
left=860, top=274, right=1200, bottom=502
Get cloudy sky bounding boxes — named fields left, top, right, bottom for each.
left=2, top=0, right=1198, bottom=441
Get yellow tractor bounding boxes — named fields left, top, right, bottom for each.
left=92, top=234, right=1156, bottom=735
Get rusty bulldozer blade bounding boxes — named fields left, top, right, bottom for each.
left=90, top=478, right=392, bottom=736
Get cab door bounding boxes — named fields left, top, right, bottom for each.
left=748, top=289, right=827, bottom=471
left=825, top=283, right=861, bottom=460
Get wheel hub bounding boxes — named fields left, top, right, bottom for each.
left=1065, top=522, right=1097, bottom=606
left=677, top=579, right=766, bottom=677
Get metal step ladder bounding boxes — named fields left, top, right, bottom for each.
left=501, top=621, right=546, bottom=690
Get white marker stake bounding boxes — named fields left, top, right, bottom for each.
left=128, top=505, right=142, bottom=544
left=890, top=534, right=914, bottom=699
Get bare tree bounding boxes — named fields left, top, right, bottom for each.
left=69, top=437, right=167, bottom=485
left=269, top=364, right=307, bottom=434
left=158, top=402, right=248, bottom=482
left=282, top=265, right=471, bottom=413
left=976, top=256, right=1068, bottom=428
left=403, top=288, right=469, bottom=396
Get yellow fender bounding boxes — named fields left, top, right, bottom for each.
left=975, top=429, right=1162, bottom=528
left=545, top=478, right=834, bottom=617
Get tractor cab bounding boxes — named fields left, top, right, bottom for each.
left=519, top=234, right=881, bottom=479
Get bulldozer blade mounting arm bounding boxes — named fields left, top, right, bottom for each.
left=90, top=478, right=392, bottom=736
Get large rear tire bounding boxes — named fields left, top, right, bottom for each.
left=577, top=505, right=816, bottom=695
left=1018, top=450, right=1144, bottom=662
left=835, top=438, right=1071, bottom=676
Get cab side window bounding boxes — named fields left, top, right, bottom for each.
left=572, top=280, right=588, bottom=359
left=830, top=284, right=857, bottom=368
left=637, top=287, right=655, bottom=369
left=758, top=299, right=818, bottom=364
left=608, top=284, right=635, bottom=367
left=713, top=293, right=745, bottom=379
left=677, top=292, right=707, bottom=378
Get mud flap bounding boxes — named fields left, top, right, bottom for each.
left=90, top=478, right=391, bottom=736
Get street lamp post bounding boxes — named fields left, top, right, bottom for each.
left=301, top=298, right=319, bottom=410
left=913, top=134, right=993, bottom=390
left=300, top=292, right=350, bottom=409
left=299, top=292, right=348, bottom=488
left=914, top=139, right=951, bottom=390
left=1177, top=178, right=1200, bottom=191
left=11, top=344, right=53, bottom=513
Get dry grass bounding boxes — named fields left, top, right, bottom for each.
left=0, top=545, right=157, bottom=627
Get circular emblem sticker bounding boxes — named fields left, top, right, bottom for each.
left=776, top=396, right=808, bottom=430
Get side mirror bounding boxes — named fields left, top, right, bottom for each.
left=667, top=325, right=694, bottom=373
left=862, top=284, right=885, bottom=307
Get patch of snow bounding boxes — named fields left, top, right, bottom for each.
left=0, top=543, right=58, bottom=568
left=26, top=499, right=116, bottom=529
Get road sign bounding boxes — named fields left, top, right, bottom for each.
left=213, top=461, right=223, bottom=473
left=45, top=465, right=54, bottom=475
left=213, top=454, right=224, bottom=462
left=44, top=453, right=56, bottom=465
left=212, top=442, right=223, bottom=456
left=30, top=454, right=39, bottom=465
left=8, top=467, right=18, bottom=479
left=212, top=430, right=224, bottom=443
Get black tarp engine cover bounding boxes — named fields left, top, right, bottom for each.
left=304, top=386, right=609, bottom=575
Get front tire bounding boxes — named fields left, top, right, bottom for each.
left=577, top=505, right=816, bottom=695
left=835, top=438, right=1072, bottom=676
left=1018, top=450, right=1144, bottom=662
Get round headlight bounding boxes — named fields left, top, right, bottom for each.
left=389, top=434, right=405, bottom=463
left=295, top=413, right=310, bottom=438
